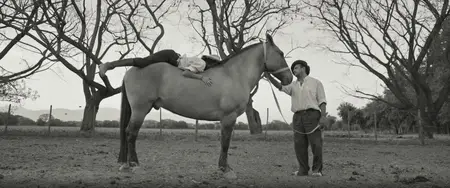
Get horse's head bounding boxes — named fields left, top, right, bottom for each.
left=263, top=33, right=293, bottom=85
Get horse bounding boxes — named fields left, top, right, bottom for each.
left=118, top=33, right=293, bottom=178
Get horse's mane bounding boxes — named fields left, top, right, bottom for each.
left=205, top=42, right=262, bottom=70
left=219, top=42, right=262, bottom=63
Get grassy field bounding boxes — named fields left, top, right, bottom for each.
left=0, top=126, right=449, bottom=188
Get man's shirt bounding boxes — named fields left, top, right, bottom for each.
left=280, top=76, right=327, bottom=113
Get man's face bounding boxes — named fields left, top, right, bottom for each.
left=292, top=64, right=304, bottom=77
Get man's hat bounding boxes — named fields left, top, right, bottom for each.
left=291, top=60, right=310, bottom=75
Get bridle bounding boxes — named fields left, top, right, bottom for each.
left=262, top=42, right=290, bottom=75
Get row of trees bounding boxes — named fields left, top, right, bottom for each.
left=0, top=112, right=297, bottom=130
left=3, top=107, right=447, bottom=135
left=1, top=110, right=338, bottom=131
left=335, top=94, right=450, bottom=135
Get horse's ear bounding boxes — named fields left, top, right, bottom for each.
left=266, top=33, right=274, bottom=45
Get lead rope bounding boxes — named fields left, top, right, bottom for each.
left=266, top=79, right=321, bottom=135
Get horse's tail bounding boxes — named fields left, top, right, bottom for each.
left=118, top=81, right=131, bottom=163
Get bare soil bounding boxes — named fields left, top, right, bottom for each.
left=0, top=128, right=449, bottom=188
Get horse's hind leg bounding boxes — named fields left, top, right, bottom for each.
left=218, top=112, right=238, bottom=179
left=119, top=106, right=150, bottom=172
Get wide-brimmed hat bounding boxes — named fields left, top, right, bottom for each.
left=203, top=54, right=221, bottom=61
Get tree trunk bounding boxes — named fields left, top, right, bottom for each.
left=80, top=98, right=100, bottom=133
left=415, top=90, right=435, bottom=139
left=446, top=122, right=449, bottom=135
left=245, top=99, right=262, bottom=134
left=420, top=110, right=436, bottom=139
left=436, top=122, right=442, bottom=134
left=424, top=122, right=436, bottom=138
left=388, top=117, right=399, bottom=135
left=394, top=125, right=399, bottom=135
left=417, top=109, right=425, bottom=145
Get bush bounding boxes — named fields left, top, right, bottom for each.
left=0, top=112, right=34, bottom=125
left=266, top=120, right=290, bottom=130
left=17, top=116, right=36, bottom=125
left=235, top=122, right=249, bottom=130
left=166, top=121, right=189, bottom=129
left=142, top=120, right=159, bottom=128
left=37, top=118, right=46, bottom=126
left=97, top=120, right=119, bottom=128
left=331, top=121, right=344, bottom=130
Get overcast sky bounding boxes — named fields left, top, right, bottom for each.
left=0, top=2, right=385, bottom=124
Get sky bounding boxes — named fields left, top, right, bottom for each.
left=0, top=2, right=385, bottom=124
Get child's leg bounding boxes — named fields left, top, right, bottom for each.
left=98, top=58, right=134, bottom=77
left=134, top=49, right=180, bottom=68
left=99, top=49, right=180, bottom=76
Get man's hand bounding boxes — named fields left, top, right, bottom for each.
left=201, top=76, right=213, bottom=87
left=319, top=116, right=327, bottom=129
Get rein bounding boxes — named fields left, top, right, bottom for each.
left=261, top=42, right=321, bottom=135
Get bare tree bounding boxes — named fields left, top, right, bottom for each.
left=303, top=0, right=450, bottom=142
left=0, top=0, right=51, bottom=103
left=187, top=0, right=302, bottom=134
left=0, top=0, right=180, bottom=132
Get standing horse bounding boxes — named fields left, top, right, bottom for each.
left=118, top=34, right=293, bottom=178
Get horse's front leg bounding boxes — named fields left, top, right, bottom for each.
left=219, top=112, right=237, bottom=179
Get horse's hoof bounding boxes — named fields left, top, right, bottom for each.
left=119, top=164, right=130, bottom=172
left=224, top=170, right=237, bottom=179
left=131, top=166, right=143, bottom=174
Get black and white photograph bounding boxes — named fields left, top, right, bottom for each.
left=0, top=0, right=449, bottom=187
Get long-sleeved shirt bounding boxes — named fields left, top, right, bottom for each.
left=280, top=76, right=327, bottom=113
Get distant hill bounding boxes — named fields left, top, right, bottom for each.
left=0, top=105, right=203, bottom=123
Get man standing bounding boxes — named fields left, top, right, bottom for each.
left=265, top=60, right=327, bottom=177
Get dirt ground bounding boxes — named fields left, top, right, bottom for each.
left=0, top=130, right=449, bottom=188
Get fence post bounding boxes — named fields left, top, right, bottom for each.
left=374, top=112, right=377, bottom=142
left=265, top=108, right=269, bottom=141
left=47, top=105, right=52, bottom=135
left=447, top=122, right=450, bottom=135
left=4, top=104, right=11, bottom=134
left=195, top=120, right=198, bottom=141
left=159, top=109, right=162, bottom=139
left=347, top=109, right=351, bottom=139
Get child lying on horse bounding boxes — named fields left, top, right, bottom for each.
left=98, top=49, right=221, bottom=87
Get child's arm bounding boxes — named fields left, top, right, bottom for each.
left=181, top=69, right=212, bottom=87
left=181, top=69, right=203, bottom=80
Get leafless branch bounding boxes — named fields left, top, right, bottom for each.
left=1, top=0, right=179, bottom=104
left=188, top=0, right=302, bottom=58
